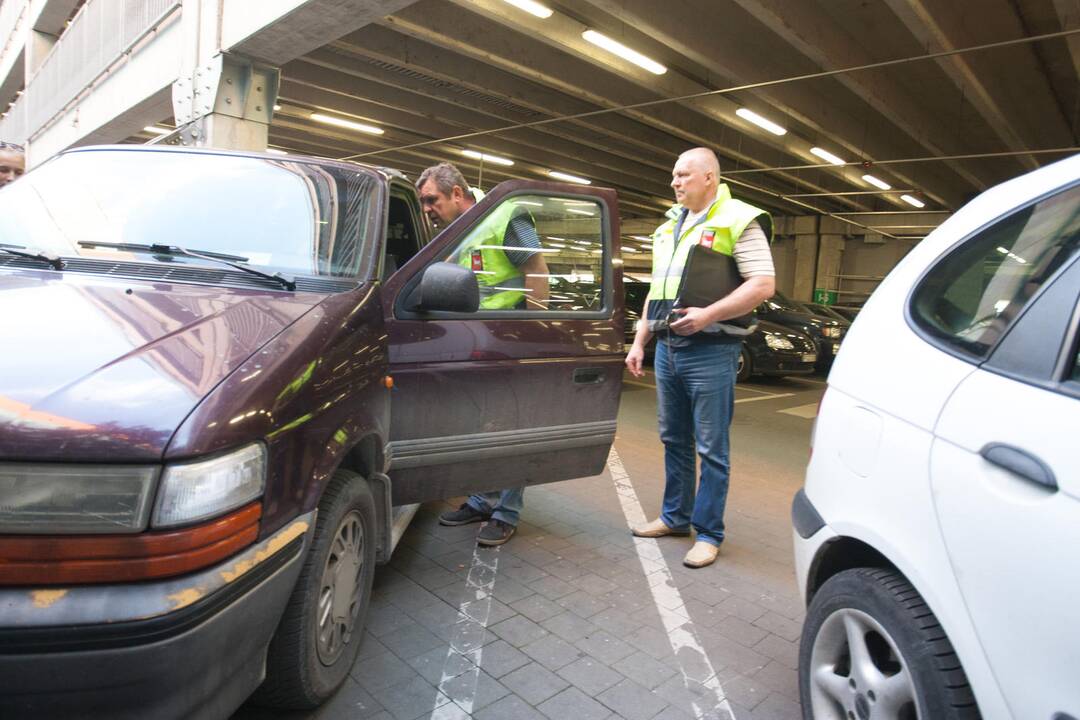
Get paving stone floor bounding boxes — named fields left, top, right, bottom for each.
left=235, top=376, right=822, bottom=720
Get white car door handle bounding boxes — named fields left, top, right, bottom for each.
left=979, top=443, right=1058, bottom=491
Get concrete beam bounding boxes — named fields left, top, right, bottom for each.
left=1051, top=0, right=1080, bottom=83
left=436, top=0, right=887, bottom=213
left=222, top=0, right=419, bottom=66
left=883, top=0, right=1072, bottom=170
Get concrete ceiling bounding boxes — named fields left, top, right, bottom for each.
left=146, top=0, right=1080, bottom=236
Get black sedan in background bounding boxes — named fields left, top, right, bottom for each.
left=738, top=319, right=818, bottom=382
left=756, top=293, right=848, bottom=371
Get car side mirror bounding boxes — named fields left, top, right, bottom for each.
left=405, top=262, right=480, bottom=313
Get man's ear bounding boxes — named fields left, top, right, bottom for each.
left=450, top=185, right=466, bottom=202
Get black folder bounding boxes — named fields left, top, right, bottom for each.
left=673, top=245, right=754, bottom=328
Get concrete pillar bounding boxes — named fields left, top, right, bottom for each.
left=168, top=0, right=279, bottom=150
left=815, top=218, right=848, bottom=304
left=25, top=30, right=57, bottom=79
left=788, top=215, right=819, bottom=302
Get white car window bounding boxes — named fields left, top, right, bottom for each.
left=911, top=183, right=1080, bottom=359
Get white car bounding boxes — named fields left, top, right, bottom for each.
left=793, top=153, right=1079, bottom=720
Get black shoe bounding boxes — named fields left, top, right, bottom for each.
left=477, top=519, right=516, bottom=546
left=439, top=503, right=490, bottom=526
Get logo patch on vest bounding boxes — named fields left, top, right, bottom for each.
left=699, top=230, right=716, bottom=249
left=471, top=250, right=484, bottom=271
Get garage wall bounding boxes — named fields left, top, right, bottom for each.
left=771, top=236, right=797, bottom=296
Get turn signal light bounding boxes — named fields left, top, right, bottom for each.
left=0, top=502, right=262, bottom=586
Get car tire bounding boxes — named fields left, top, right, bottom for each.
left=799, top=568, right=980, bottom=720
left=252, top=469, right=377, bottom=709
left=737, top=346, right=752, bottom=383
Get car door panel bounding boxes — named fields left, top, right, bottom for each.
left=383, top=181, right=622, bottom=504
left=931, top=360, right=1080, bottom=719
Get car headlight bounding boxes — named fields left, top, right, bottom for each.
left=153, top=443, right=266, bottom=528
left=765, top=333, right=795, bottom=351
left=0, top=464, right=159, bottom=534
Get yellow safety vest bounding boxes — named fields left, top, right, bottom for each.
left=646, top=184, right=771, bottom=335
left=456, top=200, right=529, bottom=310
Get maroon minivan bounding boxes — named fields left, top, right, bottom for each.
left=0, top=146, right=624, bottom=719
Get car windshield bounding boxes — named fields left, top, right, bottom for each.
left=0, top=150, right=380, bottom=278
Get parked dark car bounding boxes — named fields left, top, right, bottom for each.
left=0, top=146, right=624, bottom=720
left=803, top=301, right=854, bottom=323
left=756, top=292, right=847, bottom=371
left=624, top=279, right=651, bottom=352
left=737, top=319, right=818, bottom=382
left=824, top=304, right=861, bottom=322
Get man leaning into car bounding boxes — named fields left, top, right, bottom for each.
left=416, top=162, right=549, bottom=546
left=625, top=147, right=775, bottom=569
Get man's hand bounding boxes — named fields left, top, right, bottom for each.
left=625, top=344, right=646, bottom=377
left=668, top=307, right=713, bottom=335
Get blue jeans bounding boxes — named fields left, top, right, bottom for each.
left=654, top=339, right=740, bottom=547
left=466, top=487, right=524, bottom=526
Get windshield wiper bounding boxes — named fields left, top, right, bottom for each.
left=0, top=243, right=64, bottom=270
left=77, top=241, right=296, bottom=291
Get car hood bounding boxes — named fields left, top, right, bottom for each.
left=0, top=271, right=324, bottom=461
left=761, top=310, right=826, bottom=337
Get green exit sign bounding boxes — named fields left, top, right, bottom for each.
left=813, top=289, right=838, bottom=305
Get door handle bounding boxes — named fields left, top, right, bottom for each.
left=573, top=367, right=605, bottom=385
left=979, top=443, right=1057, bottom=491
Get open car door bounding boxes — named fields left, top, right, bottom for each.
left=382, top=180, right=623, bottom=504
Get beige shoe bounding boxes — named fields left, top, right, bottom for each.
left=631, top=518, right=691, bottom=538
left=683, top=541, right=720, bottom=568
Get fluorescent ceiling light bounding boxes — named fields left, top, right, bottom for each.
left=582, top=30, right=667, bottom=75
left=549, top=170, right=591, bottom=185
left=273, top=104, right=281, bottom=111
left=266, top=148, right=288, bottom=156
left=810, top=147, right=845, bottom=165
left=566, top=208, right=595, bottom=216
left=622, top=247, right=637, bottom=253
left=546, top=236, right=571, bottom=242
left=862, top=174, right=891, bottom=190
left=310, top=112, right=384, bottom=135
left=900, top=194, right=925, bottom=208
left=143, top=126, right=171, bottom=135
left=461, top=149, right=514, bottom=166
left=735, top=108, right=786, bottom=136
left=515, top=200, right=544, bottom=207
left=501, top=0, right=553, bottom=18
left=631, top=235, right=652, bottom=243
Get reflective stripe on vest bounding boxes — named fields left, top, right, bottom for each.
left=645, top=184, right=770, bottom=335
left=456, top=201, right=527, bottom=309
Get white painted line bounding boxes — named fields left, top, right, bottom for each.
left=624, top=379, right=657, bottom=389
left=608, top=449, right=737, bottom=720
left=779, top=402, right=819, bottom=419
left=734, top=385, right=780, bottom=395
left=733, top=392, right=796, bottom=404
left=428, top=543, right=502, bottom=718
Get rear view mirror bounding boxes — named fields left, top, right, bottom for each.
left=406, top=262, right=479, bottom=313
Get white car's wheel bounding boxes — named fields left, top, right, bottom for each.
left=799, top=568, right=979, bottom=720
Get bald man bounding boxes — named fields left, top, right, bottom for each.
left=625, top=147, right=775, bottom=568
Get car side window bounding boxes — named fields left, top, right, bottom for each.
left=911, top=183, right=1080, bottom=359
left=437, top=193, right=605, bottom=312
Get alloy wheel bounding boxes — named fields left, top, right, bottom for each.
left=808, top=607, right=920, bottom=720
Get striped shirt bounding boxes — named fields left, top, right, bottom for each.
left=732, top=219, right=775, bottom=278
